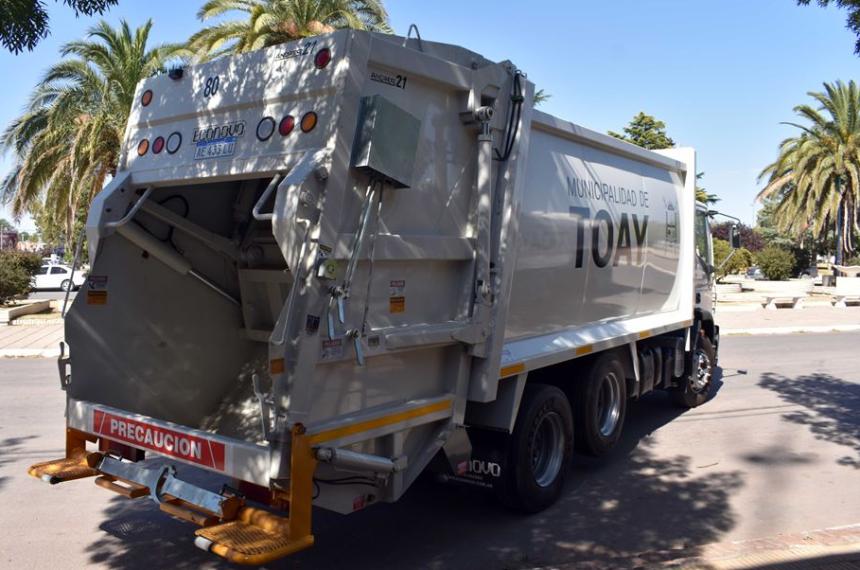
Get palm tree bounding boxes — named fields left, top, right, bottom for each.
left=188, top=0, right=391, bottom=60
left=1, top=20, right=169, bottom=245
left=758, top=80, right=860, bottom=262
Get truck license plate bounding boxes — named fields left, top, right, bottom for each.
left=194, top=137, right=236, bottom=160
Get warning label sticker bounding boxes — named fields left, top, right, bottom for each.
left=389, top=280, right=405, bottom=296
left=86, top=290, right=107, bottom=305
left=389, top=296, right=405, bottom=313
left=87, top=275, right=108, bottom=290
left=321, top=338, right=344, bottom=360
left=92, top=410, right=225, bottom=470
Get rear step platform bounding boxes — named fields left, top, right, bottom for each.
left=28, top=449, right=101, bottom=484
left=195, top=508, right=314, bottom=565
left=28, top=427, right=317, bottom=565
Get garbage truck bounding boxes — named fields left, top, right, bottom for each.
left=29, top=29, right=725, bottom=565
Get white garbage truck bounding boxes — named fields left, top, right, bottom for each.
left=29, top=30, right=728, bottom=565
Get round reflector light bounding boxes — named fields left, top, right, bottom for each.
left=152, top=136, right=165, bottom=154
left=279, top=115, right=295, bottom=136
left=300, top=111, right=318, bottom=133
left=166, top=131, right=182, bottom=154
left=137, top=139, right=149, bottom=156
left=141, top=89, right=153, bottom=107
left=256, top=116, right=276, bottom=141
left=314, top=47, right=332, bottom=69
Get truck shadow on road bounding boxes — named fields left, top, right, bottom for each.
left=86, top=369, right=742, bottom=570
left=0, top=435, right=39, bottom=493
left=759, top=372, right=860, bottom=469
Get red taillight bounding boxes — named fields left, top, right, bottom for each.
left=279, top=115, right=295, bottom=136
left=152, top=136, right=165, bottom=154
left=137, top=139, right=149, bottom=156
left=314, top=47, right=332, bottom=69
left=141, top=89, right=153, bottom=106
left=300, top=111, right=318, bottom=133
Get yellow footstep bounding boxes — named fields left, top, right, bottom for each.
left=194, top=507, right=314, bottom=565
left=28, top=449, right=101, bottom=484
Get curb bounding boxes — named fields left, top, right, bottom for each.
left=722, top=324, right=860, bottom=336
left=665, top=523, right=860, bottom=569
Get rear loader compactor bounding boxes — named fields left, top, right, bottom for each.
left=29, top=30, right=722, bottom=564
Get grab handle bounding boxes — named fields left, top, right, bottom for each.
left=104, top=187, right=153, bottom=229
left=251, top=175, right=283, bottom=221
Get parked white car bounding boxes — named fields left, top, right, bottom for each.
left=31, top=264, right=86, bottom=291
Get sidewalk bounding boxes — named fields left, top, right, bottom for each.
left=0, top=323, right=64, bottom=357
left=717, top=305, right=860, bottom=336
left=1, top=306, right=858, bottom=357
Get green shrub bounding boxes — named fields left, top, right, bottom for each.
left=755, top=247, right=795, bottom=281
left=845, top=255, right=860, bottom=266
left=0, top=250, right=41, bottom=305
left=713, top=239, right=753, bottom=280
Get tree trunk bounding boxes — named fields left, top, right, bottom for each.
left=835, top=177, right=844, bottom=265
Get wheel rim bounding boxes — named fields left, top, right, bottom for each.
left=529, top=411, right=565, bottom=488
left=691, top=348, right=712, bottom=393
left=61, top=280, right=71, bottom=291
left=596, top=372, right=622, bottom=437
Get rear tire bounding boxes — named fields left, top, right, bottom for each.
left=495, top=384, right=573, bottom=513
left=671, top=336, right=715, bottom=408
left=60, top=279, right=73, bottom=292
left=574, top=352, right=627, bottom=457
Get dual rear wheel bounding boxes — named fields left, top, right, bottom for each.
left=494, top=352, right=625, bottom=512
left=495, top=342, right=714, bottom=512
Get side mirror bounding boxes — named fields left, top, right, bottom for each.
left=730, top=225, right=741, bottom=249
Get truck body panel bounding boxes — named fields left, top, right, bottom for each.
left=31, top=30, right=714, bottom=564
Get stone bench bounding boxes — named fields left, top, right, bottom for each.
left=832, top=295, right=860, bottom=308
left=762, top=295, right=806, bottom=310
left=831, top=277, right=860, bottom=308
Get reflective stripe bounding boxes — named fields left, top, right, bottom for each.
left=499, top=363, right=525, bottom=378
left=307, top=400, right=453, bottom=445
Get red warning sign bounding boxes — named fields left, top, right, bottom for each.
left=92, top=410, right=225, bottom=470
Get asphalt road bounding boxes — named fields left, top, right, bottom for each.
left=1, top=333, right=859, bottom=569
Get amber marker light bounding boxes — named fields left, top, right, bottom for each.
left=300, top=111, right=318, bottom=133
left=137, top=139, right=149, bottom=156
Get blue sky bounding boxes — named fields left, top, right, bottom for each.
left=1, top=0, right=857, bottom=229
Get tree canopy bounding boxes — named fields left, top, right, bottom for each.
left=187, top=0, right=391, bottom=60
left=758, top=80, right=860, bottom=259
left=0, top=0, right=118, bottom=54
left=1, top=19, right=170, bottom=250
left=609, top=112, right=675, bottom=150
left=798, top=0, right=860, bottom=54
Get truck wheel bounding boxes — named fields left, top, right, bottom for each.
left=574, top=352, right=627, bottom=457
left=671, top=336, right=715, bottom=408
left=496, top=384, right=573, bottom=513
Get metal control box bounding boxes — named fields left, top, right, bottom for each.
left=351, top=94, right=421, bottom=188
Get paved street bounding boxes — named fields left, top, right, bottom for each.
left=1, top=333, right=859, bottom=569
